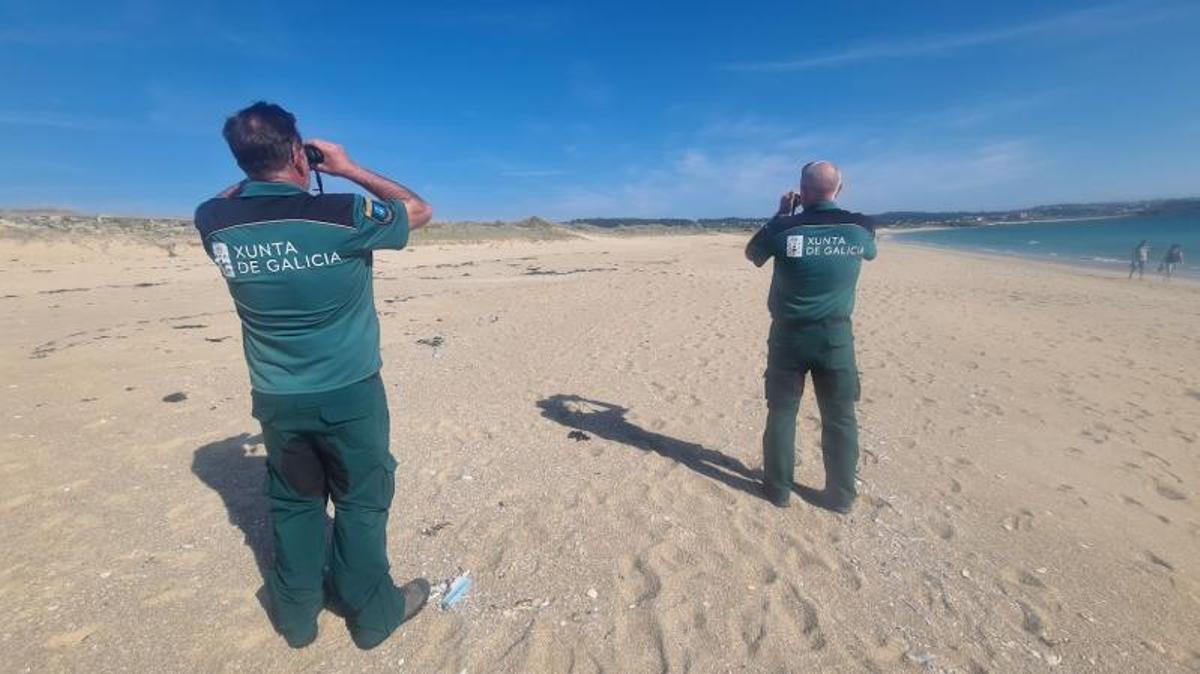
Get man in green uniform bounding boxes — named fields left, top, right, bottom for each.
left=745, top=161, right=876, bottom=513
left=193, top=102, right=434, bottom=649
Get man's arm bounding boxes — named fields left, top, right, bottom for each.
left=858, top=215, right=878, bottom=260
left=306, top=139, right=434, bottom=229
left=862, top=235, right=878, bottom=261
left=745, top=191, right=798, bottom=266
left=745, top=225, right=775, bottom=267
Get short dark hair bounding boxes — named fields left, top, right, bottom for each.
left=222, top=101, right=301, bottom=177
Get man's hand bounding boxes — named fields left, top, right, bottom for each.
left=777, top=191, right=799, bottom=216
left=305, top=139, right=357, bottom=178
left=303, top=137, right=433, bottom=229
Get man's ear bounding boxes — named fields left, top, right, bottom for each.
left=293, top=143, right=308, bottom=176
left=835, top=182, right=844, bottom=198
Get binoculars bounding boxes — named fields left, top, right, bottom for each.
left=303, top=144, right=325, bottom=194
left=303, top=144, right=324, bottom=167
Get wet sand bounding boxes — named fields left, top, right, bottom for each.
left=1, top=233, right=1198, bottom=672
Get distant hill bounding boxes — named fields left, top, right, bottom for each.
left=569, top=197, right=1200, bottom=231
left=873, top=198, right=1200, bottom=228
left=412, top=216, right=577, bottom=242
left=564, top=217, right=766, bottom=231
left=3, top=197, right=1197, bottom=242
left=0, top=210, right=577, bottom=246
left=0, top=207, right=82, bottom=216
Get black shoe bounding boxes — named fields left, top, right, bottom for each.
left=796, top=485, right=854, bottom=514
left=762, top=483, right=791, bottom=508
left=281, top=622, right=318, bottom=649
left=349, top=578, right=432, bottom=651
left=269, top=591, right=318, bottom=648
left=400, top=578, right=431, bottom=624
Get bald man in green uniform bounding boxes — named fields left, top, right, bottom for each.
left=194, top=102, right=434, bottom=648
left=745, top=161, right=876, bottom=513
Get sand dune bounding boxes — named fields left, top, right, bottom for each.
left=1, top=233, right=1197, bottom=672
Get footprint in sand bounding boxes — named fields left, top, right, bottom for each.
left=928, top=519, right=956, bottom=541
left=1154, top=479, right=1187, bottom=502
left=1143, top=551, right=1174, bottom=572
left=618, top=554, right=662, bottom=609
left=1080, top=422, right=1112, bottom=444
left=947, top=476, right=962, bottom=493
left=1002, top=509, right=1035, bottom=532
left=1002, top=567, right=1047, bottom=590
left=1016, top=600, right=1061, bottom=646
left=867, top=635, right=910, bottom=666
left=1141, top=451, right=1172, bottom=467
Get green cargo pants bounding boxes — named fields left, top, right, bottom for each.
left=762, top=319, right=861, bottom=505
left=250, top=373, right=406, bottom=649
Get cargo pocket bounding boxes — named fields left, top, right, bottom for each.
left=318, top=400, right=372, bottom=425
left=250, top=399, right=276, bottom=423
left=823, top=326, right=859, bottom=402
left=380, top=453, right=397, bottom=509
left=765, top=367, right=805, bottom=407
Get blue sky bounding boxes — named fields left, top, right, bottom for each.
left=2, top=0, right=1199, bottom=219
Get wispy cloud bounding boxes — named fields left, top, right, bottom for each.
left=536, top=148, right=802, bottom=219
left=528, top=137, right=1048, bottom=219
left=843, top=140, right=1045, bottom=210
left=723, top=1, right=1194, bottom=72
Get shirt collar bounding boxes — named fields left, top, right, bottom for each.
left=803, top=200, right=839, bottom=212
left=237, top=180, right=308, bottom=197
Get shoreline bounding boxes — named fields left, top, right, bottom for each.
left=879, top=214, right=1133, bottom=236
left=890, top=237, right=1200, bottom=284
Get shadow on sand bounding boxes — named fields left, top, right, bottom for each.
left=536, top=394, right=836, bottom=510
left=191, top=432, right=280, bottom=618
left=192, top=432, right=272, bottom=576
left=536, top=394, right=770, bottom=502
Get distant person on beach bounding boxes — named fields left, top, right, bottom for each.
left=1159, top=244, right=1184, bottom=279
left=1130, top=239, right=1150, bottom=279
left=745, top=161, right=876, bottom=513
left=193, top=102, right=433, bottom=649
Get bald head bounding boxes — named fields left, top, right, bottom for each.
left=799, top=160, right=842, bottom=205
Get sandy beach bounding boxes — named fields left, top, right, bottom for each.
left=1, top=230, right=1197, bottom=672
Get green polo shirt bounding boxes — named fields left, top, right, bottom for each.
left=746, top=201, right=876, bottom=323
left=193, top=181, right=409, bottom=394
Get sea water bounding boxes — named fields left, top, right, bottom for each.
left=891, top=214, right=1199, bottom=278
